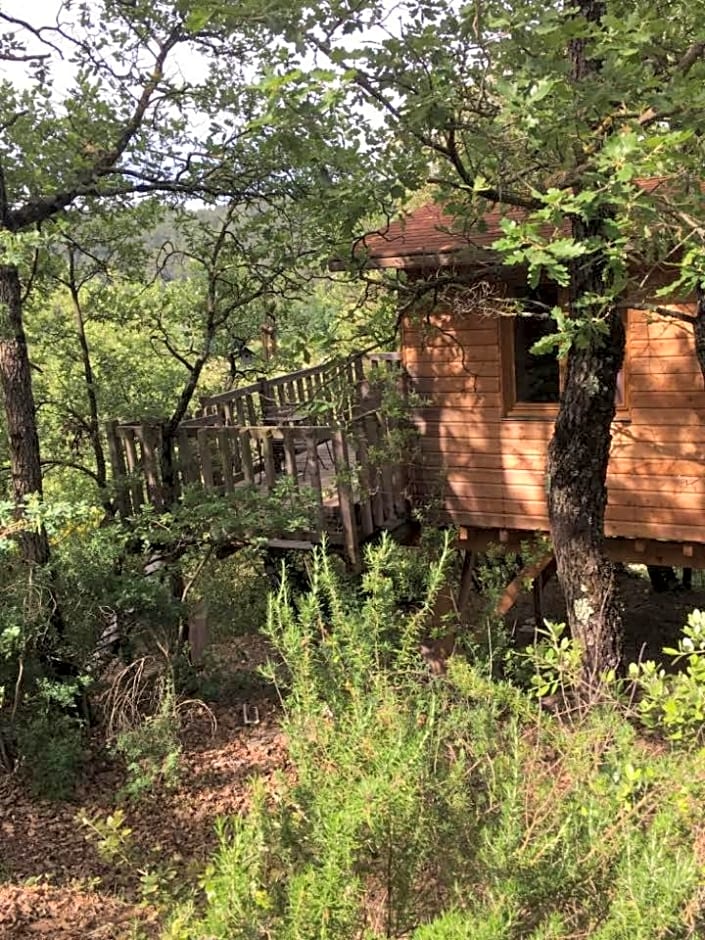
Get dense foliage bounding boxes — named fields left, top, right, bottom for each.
left=163, top=538, right=705, bottom=939
left=3, top=2, right=705, bottom=934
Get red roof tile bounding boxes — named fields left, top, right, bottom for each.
left=357, top=202, right=509, bottom=268
left=357, top=178, right=675, bottom=269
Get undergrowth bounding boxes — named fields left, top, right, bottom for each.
left=162, top=536, right=705, bottom=939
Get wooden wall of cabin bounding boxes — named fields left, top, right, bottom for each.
left=402, top=305, right=705, bottom=545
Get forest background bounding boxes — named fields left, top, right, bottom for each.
left=4, top=1, right=705, bottom=938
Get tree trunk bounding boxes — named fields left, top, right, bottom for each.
left=0, top=263, right=51, bottom=566
left=693, top=287, right=705, bottom=381
left=547, top=240, right=625, bottom=690
left=68, top=275, right=108, bottom=496
left=544, top=0, right=624, bottom=693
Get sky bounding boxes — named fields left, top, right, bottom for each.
left=0, top=0, right=210, bottom=93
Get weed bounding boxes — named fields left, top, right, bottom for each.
left=80, top=807, right=181, bottom=907
left=113, top=678, right=182, bottom=801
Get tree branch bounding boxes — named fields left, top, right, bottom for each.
left=0, top=12, right=65, bottom=58
left=624, top=302, right=696, bottom=324
left=7, top=24, right=185, bottom=231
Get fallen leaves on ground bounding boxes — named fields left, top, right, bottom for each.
left=0, top=636, right=290, bottom=940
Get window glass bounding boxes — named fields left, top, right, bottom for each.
left=514, top=309, right=560, bottom=404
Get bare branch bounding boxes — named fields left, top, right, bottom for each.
left=624, top=302, right=696, bottom=324
left=0, top=12, right=65, bottom=58
left=41, top=459, right=101, bottom=484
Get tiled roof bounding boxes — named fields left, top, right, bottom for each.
left=355, top=202, right=508, bottom=269
left=356, top=178, right=674, bottom=270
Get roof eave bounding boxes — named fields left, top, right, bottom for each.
left=329, top=247, right=499, bottom=272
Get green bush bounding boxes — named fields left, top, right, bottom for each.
left=163, top=541, right=705, bottom=939
left=630, top=608, right=705, bottom=744
left=16, top=710, right=85, bottom=800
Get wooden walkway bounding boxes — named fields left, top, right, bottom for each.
left=105, top=354, right=408, bottom=567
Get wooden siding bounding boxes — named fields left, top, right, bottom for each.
left=403, top=306, right=705, bottom=544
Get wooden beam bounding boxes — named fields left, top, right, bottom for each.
left=494, top=553, right=556, bottom=617
left=606, top=538, right=705, bottom=568
left=456, top=527, right=705, bottom=570
left=457, top=550, right=475, bottom=612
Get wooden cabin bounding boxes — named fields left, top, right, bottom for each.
left=359, top=202, right=705, bottom=570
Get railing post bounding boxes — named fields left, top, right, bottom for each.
left=119, top=427, right=144, bottom=511
left=258, top=376, right=273, bottom=423
left=135, top=423, right=164, bottom=510
left=105, top=419, right=132, bottom=516
left=333, top=428, right=359, bottom=571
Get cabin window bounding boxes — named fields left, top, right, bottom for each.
left=501, top=285, right=561, bottom=416
left=501, top=291, right=629, bottom=418
left=513, top=314, right=561, bottom=404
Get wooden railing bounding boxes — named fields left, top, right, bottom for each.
left=105, top=354, right=407, bottom=567
left=187, top=355, right=366, bottom=429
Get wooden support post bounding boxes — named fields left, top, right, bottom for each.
left=683, top=547, right=693, bottom=591
left=246, top=393, right=257, bottom=427
left=282, top=428, right=298, bottom=483
left=363, top=412, right=385, bottom=528
left=532, top=577, right=544, bottom=626
left=120, top=427, right=144, bottom=510
left=261, top=432, right=277, bottom=491
left=378, top=412, right=396, bottom=523
left=105, top=420, right=132, bottom=516
left=305, top=429, right=325, bottom=531
left=354, top=425, right=375, bottom=538
left=494, top=553, right=555, bottom=618
left=240, top=429, right=255, bottom=484
left=457, top=550, right=475, bottom=613
left=135, top=424, right=163, bottom=509
left=533, top=556, right=557, bottom=625
left=177, top=430, right=198, bottom=486
left=218, top=429, right=234, bottom=493
left=227, top=426, right=242, bottom=477
left=333, top=428, right=359, bottom=570
left=259, top=378, right=273, bottom=422
left=198, top=428, right=214, bottom=489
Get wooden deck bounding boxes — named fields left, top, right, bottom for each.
left=105, top=354, right=408, bottom=567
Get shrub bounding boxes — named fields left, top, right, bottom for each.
left=16, top=710, right=85, bottom=800
left=111, top=671, right=183, bottom=801
left=629, top=608, right=705, bottom=744
left=164, top=540, right=705, bottom=939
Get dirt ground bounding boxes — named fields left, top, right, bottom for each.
left=0, top=636, right=288, bottom=940
left=2, top=572, right=704, bottom=939
left=509, top=564, right=705, bottom=664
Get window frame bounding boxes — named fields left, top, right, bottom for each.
left=500, top=306, right=630, bottom=421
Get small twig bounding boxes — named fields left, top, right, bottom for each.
left=11, top=655, right=24, bottom=722
left=180, top=544, right=214, bottom=604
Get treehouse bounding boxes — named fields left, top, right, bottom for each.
left=358, top=201, right=705, bottom=574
